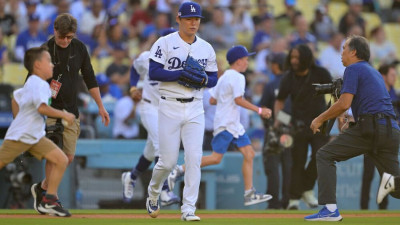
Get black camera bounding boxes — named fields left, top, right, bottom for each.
left=5, top=161, right=32, bottom=188
left=314, top=78, right=343, bottom=97
left=264, top=125, right=294, bottom=154
left=46, top=120, right=64, bottom=149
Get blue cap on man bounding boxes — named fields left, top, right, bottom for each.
left=226, top=45, right=255, bottom=65
left=178, top=1, right=203, bottom=18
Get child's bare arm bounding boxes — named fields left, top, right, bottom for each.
left=234, top=96, right=271, bottom=119
left=37, top=103, right=75, bottom=125
left=11, top=98, right=19, bottom=118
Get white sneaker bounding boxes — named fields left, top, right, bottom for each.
left=377, top=172, right=395, bottom=204
left=301, top=190, right=318, bottom=208
left=181, top=212, right=200, bottom=221
left=244, top=187, right=273, bottom=206
left=160, top=190, right=180, bottom=206
left=167, top=165, right=183, bottom=190
left=146, top=197, right=160, bottom=218
left=287, top=199, right=300, bottom=210
left=121, top=172, right=135, bottom=202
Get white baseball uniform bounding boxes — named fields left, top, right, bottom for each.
left=147, top=32, right=217, bottom=214
left=132, top=51, right=160, bottom=161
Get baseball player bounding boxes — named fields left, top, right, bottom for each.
left=168, top=45, right=273, bottom=206
left=0, top=46, right=75, bottom=217
left=145, top=2, right=218, bottom=221
left=121, top=28, right=180, bottom=207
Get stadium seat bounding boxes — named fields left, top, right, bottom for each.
left=383, top=23, right=400, bottom=58
left=1, top=63, right=28, bottom=86
left=328, top=1, right=348, bottom=26
left=296, top=0, right=320, bottom=23
left=362, top=12, right=382, bottom=38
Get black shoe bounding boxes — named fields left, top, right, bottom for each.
left=31, top=183, right=45, bottom=215
left=38, top=199, right=71, bottom=217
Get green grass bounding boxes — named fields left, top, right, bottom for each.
left=0, top=209, right=399, bottom=225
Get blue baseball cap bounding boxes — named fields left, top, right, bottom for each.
left=178, top=2, right=203, bottom=18
left=96, top=73, right=110, bottom=86
left=226, top=45, right=255, bottom=64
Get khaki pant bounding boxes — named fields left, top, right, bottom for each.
left=0, top=138, right=58, bottom=164
left=46, top=118, right=80, bottom=156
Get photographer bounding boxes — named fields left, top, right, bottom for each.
left=274, top=44, right=332, bottom=210
left=259, top=52, right=292, bottom=209
left=30, top=13, right=110, bottom=213
left=305, top=35, right=400, bottom=221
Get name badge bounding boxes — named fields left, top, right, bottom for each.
left=50, top=79, right=62, bottom=99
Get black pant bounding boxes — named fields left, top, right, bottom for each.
left=317, top=124, right=400, bottom=204
left=360, top=155, right=388, bottom=209
left=263, top=148, right=292, bottom=209
left=290, top=129, right=329, bottom=199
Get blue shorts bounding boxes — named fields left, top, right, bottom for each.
left=211, top=130, right=251, bottom=154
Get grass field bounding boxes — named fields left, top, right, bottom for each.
left=0, top=209, right=400, bottom=225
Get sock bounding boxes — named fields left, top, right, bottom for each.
left=244, top=187, right=254, bottom=196
left=326, top=204, right=337, bottom=212
left=43, top=194, right=57, bottom=203
left=131, top=155, right=152, bottom=180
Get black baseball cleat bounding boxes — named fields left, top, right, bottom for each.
left=31, top=183, right=46, bottom=215
left=37, top=197, right=71, bottom=217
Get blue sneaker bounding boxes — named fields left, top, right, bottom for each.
left=304, top=206, right=343, bottom=221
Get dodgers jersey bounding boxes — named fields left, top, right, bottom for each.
left=210, top=69, right=246, bottom=138
left=5, top=75, right=51, bottom=144
left=149, top=32, right=218, bottom=99
left=133, top=51, right=160, bottom=106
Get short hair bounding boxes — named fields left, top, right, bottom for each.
left=285, top=44, right=315, bottom=72
left=24, top=46, right=49, bottom=74
left=346, top=35, right=370, bottom=62
left=378, top=63, right=395, bottom=76
left=54, top=13, right=77, bottom=36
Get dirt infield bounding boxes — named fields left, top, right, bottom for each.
left=1, top=213, right=400, bottom=219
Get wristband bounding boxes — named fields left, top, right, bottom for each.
left=258, top=107, right=262, bottom=115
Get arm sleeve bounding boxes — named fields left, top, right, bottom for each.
left=276, top=73, right=291, bottom=101
left=79, top=41, right=98, bottom=89
left=130, top=65, right=140, bottom=87
left=149, top=60, right=182, bottom=81
left=205, top=71, right=217, bottom=88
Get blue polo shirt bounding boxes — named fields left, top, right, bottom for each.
left=341, top=61, right=399, bottom=129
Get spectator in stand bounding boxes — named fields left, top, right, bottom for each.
left=230, top=0, right=255, bottom=34
left=129, top=0, right=156, bottom=38
left=319, top=32, right=346, bottom=79
left=0, top=0, right=17, bottom=36
left=14, top=14, right=48, bottom=62
left=254, top=38, right=288, bottom=79
left=92, top=26, right=113, bottom=59
left=107, top=18, right=129, bottom=50
left=274, top=0, right=301, bottom=36
left=141, top=12, right=170, bottom=43
left=112, top=90, right=140, bottom=139
left=45, top=0, right=70, bottom=36
left=199, top=7, right=235, bottom=51
left=369, top=25, right=398, bottom=66
left=252, top=0, right=271, bottom=31
left=70, top=0, right=91, bottom=25
left=5, top=0, right=29, bottom=33
left=310, top=4, right=336, bottom=42
left=96, top=73, right=123, bottom=102
left=289, top=14, right=317, bottom=50
left=105, top=45, right=130, bottom=90
left=0, top=27, right=8, bottom=66
left=252, top=13, right=277, bottom=53
left=338, top=0, right=365, bottom=36
left=79, top=0, right=107, bottom=36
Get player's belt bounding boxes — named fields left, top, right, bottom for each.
left=161, top=96, right=194, bottom=103
left=142, top=98, right=151, bottom=103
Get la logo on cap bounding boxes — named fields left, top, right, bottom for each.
left=191, top=5, right=196, bottom=12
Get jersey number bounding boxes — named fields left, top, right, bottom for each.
left=155, top=46, right=162, bottom=58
